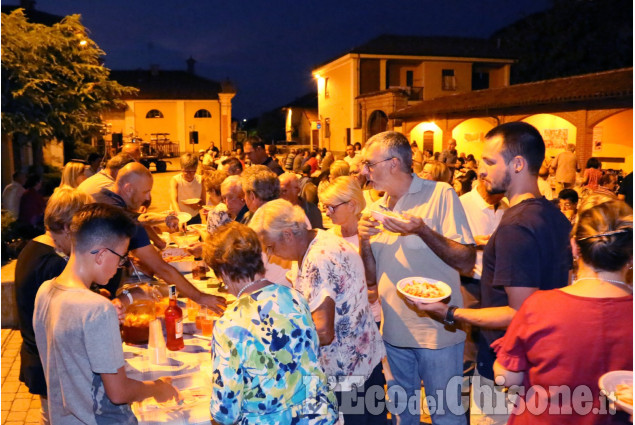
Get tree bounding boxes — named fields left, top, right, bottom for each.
left=492, top=0, right=632, bottom=84
left=1, top=9, right=137, bottom=168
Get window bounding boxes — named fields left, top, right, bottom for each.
left=324, top=77, right=330, bottom=98
left=146, top=109, right=164, bottom=118
left=472, top=71, right=490, bottom=91
left=406, top=70, right=414, bottom=87
left=325, top=118, right=331, bottom=138
left=442, top=69, right=456, bottom=91
left=194, top=109, right=211, bottom=118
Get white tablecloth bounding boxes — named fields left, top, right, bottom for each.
left=124, top=274, right=233, bottom=425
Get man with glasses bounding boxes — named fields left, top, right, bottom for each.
left=93, top=162, right=226, bottom=313
left=170, top=153, right=205, bottom=225
left=358, top=131, right=475, bottom=425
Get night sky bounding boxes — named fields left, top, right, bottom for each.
left=31, top=0, right=551, bottom=119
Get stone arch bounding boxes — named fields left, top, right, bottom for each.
left=451, top=118, right=497, bottom=160
left=521, top=113, right=577, bottom=160
left=368, top=110, right=388, bottom=137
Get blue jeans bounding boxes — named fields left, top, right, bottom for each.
left=384, top=341, right=466, bottom=425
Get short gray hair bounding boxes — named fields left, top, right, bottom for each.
left=249, top=199, right=308, bottom=243
left=365, top=131, right=412, bottom=173
left=241, top=166, right=280, bottom=202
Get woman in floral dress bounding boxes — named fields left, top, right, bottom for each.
left=203, top=222, right=338, bottom=425
left=250, top=199, right=386, bottom=425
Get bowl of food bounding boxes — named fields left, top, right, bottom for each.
left=599, top=370, right=633, bottom=414
left=187, top=224, right=207, bottom=239
left=396, top=277, right=452, bottom=303
left=371, top=209, right=409, bottom=225
left=162, top=247, right=196, bottom=273
left=171, top=231, right=200, bottom=248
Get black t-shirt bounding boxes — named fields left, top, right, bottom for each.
left=263, top=156, right=284, bottom=176
left=477, top=197, right=572, bottom=379
left=92, top=188, right=151, bottom=250
left=618, top=172, right=633, bottom=208
left=14, top=240, right=66, bottom=395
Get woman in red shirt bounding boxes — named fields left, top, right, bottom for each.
left=493, top=200, right=632, bottom=425
left=583, top=157, right=603, bottom=190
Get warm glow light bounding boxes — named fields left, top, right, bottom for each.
left=313, top=73, right=320, bottom=80
left=418, top=121, right=441, bottom=132
left=79, top=40, right=88, bottom=46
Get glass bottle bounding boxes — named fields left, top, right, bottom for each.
left=164, top=285, right=184, bottom=351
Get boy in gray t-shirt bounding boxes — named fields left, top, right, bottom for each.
left=33, top=204, right=178, bottom=424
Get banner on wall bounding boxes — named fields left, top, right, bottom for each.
left=542, top=129, right=568, bottom=149
left=464, top=132, right=484, bottom=143
left=593, top=126, right=603, bottom=151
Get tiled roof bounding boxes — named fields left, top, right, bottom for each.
left=109, top=70, right=224, bottom=100
left=391, top=68, right=633, bottom=120
left=349, top=34, right=515, bottom=60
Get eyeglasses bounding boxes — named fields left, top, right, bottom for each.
left=361, top=157, right=395, bottom=171
left=324, top=201, right=348, bottom=214
left=90, top=248, right=129, bottom=267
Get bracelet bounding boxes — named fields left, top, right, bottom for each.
left=444, top=306, right=458, bottom=326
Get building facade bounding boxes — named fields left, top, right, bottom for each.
left=392, top=68, right=633, bottom=173
left=104, top=65, right=236, bottom=156
left=312, top=35, right=514, bottom=152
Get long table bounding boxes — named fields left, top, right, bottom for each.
left=123, top=273, right=234, bottom=425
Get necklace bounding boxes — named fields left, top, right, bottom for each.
left=573, top=277, right=633, bottom=292
left=237, top=278, right=267, bottom=298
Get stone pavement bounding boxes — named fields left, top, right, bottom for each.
left=1, top=329, right=40, bottom=425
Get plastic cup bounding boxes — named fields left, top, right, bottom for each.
left=186, top=299, right=199, bottom=322
left=201, top=313, right=214, bottom=337
left=195, top=305, right=207, bottom=330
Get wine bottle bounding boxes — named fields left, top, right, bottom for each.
left=164, top=285, right=184, bottom=351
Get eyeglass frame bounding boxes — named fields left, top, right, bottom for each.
left=360, top=157, right=396, bottom=171
left=90, top=247, right=129, bottom=267
left=324, top=201, right=349, bottom=214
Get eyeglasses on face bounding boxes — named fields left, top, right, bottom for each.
left=361, top=157, right=395, bottom=171
left=90, top=248, right=129, bottom=267
left=324, top=201, right=348, bottom=214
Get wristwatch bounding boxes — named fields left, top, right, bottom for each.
left=444, top=305, right=459, bottom=326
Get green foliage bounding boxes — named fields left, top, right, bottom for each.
left=1, top=9, right=137, bottom=150
left=493, top=0, right=632, bottom=84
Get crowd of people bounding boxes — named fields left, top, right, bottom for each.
left=3, top=124, right=633, bottom=425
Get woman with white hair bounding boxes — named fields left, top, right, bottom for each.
left=249, top=199, right=386, bottom=424
left=320, top=177, right=381, bottom=326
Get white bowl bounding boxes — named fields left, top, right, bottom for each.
left=371, top=209, right=409, bottom=224
left=182, top=198, right=201, bottom=206
left=599, top=370, right=633, bottom=414
left=187, top=224, right=207, bottom=239
left=396, top=277, right=452, bottom=303
left=161, top=247, right=195, bottom=273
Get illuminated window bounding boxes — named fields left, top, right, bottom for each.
left=146, top=109, right=164, bottom=118
left=194, top=109, right=211, bottom=118
left=442, top=69, right=456, bottom=91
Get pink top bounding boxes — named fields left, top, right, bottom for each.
left=493, top=289, right=633, bottom=425
left=584, top=168, right=603, bottom=190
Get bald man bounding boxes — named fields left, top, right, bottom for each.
left=279, top=172, right=323, bottom=229
left=92, top=163, right=226, bottom=313
left=121, top=143, right=141, bottom=162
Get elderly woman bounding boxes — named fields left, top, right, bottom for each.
left=320, top=176, right=381, bottom=326
left=203, top=222, right=337, bottom=425
left=60, top=160, right=88, bottom=188
left=250, top=199, right=385, bottom=424
left=420, top=160, right=452, bottom=184
left=14, top=187, right=92, bottom=423
left=493, top=200, right=633, bottom=424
